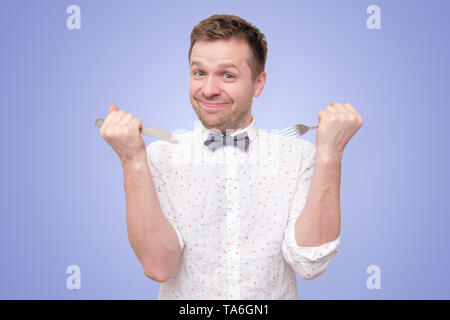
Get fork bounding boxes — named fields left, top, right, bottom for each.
left=278, top=124, right=319, bottom=142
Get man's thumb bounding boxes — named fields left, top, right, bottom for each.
left=108, top=104, right=119, bottom=115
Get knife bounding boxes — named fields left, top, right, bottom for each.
left=95, top=118, right=179, bottom=144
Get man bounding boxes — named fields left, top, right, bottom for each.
left=100, top=14, right=363, bottom=299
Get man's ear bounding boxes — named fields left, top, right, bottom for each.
left=253, top=71, right=267, bottom=98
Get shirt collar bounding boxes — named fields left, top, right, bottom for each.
left=199, top=117, right=258, bottom=145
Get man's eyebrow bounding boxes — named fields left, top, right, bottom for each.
left=190, top=60, right=239, bottom=70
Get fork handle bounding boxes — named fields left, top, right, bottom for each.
left=309, top=125, right=319, bottom=130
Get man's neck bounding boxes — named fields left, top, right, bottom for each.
left=222, top=116, right=253, bottom=135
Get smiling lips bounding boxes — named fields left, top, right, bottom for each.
left=200, top=100, right=228, bottom=109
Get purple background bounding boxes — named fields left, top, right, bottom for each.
left=1, top=0, right=449, bottom=299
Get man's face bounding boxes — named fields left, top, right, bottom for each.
left=189, top=38, right=265, bottom=134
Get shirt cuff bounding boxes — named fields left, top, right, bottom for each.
left=282, top=220, right=340, bottom=279
left=285, top=219, right=340, bottom=261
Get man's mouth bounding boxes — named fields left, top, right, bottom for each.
left=200, top=100, right=228, bottom=109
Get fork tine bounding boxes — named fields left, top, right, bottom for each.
left=279, top=129, right=297, bottom=137
left=279, top=123, right=317, bottom=142
left=278, top=124, right=297, bottom=135
left=280, top=131, right=299, bottom=139
left=280, top=125, right=300, bottom=142
left=279, top=125, right=299, bottom=137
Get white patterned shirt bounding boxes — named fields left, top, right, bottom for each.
left=145, top=117, right=340, bottom=299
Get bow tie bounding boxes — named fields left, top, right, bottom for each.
left=204, top=131, right=250, bottom=152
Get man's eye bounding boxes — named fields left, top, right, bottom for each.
left=192, top=71, right=234, bottom=79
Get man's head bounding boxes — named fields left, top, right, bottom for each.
left=188, top=14, right=268, bottom=134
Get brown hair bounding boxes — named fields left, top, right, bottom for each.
left=188, top=14, right=268, bottom=82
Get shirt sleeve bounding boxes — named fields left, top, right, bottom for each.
left=146, top=143, right=184, bottom=251
left=281, top=140, right=340, bottom=280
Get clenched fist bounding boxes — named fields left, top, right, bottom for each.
left=315, top=102, right=363, bottom=161
left=99, top=104, right=146, bottom=166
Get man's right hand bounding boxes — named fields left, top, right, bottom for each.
left=99, top=104, right=147, bottom=166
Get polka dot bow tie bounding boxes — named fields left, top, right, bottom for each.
left=203, top=131, right=250, bottom=152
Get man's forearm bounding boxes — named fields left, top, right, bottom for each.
left=122, top=158, right=181, bottom=281
left=295, top=152, right=342, bottom=247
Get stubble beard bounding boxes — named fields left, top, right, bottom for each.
left=193, top=100, right=248, bottom=135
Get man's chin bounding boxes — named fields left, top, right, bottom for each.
left=200, top=119, right=221, bottom=130
left=194, top=108, right=238, bottom=132
left=198, top=117, right=225, bottom=132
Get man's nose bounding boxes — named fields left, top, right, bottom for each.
left=202, top=76, right=221, bottom=97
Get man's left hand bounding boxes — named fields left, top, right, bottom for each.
left=315, top=102, right=363, bottom=161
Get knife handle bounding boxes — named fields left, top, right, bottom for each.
left=95, top=118, right=178, bottom=145
left=95, top=118, right=143, bottom=133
